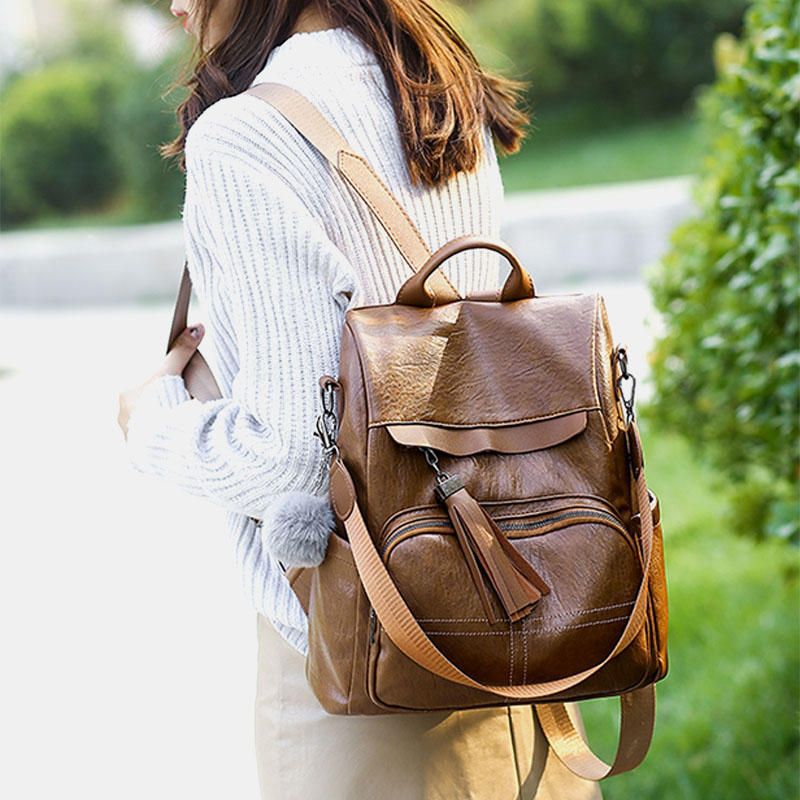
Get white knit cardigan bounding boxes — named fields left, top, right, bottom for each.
left=126, top=26, right=506, bottom=655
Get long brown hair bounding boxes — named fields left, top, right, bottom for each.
left=162, top=0, right=529, bottom=187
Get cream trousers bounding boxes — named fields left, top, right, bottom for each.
left=254, top=614, right=602, bottom=800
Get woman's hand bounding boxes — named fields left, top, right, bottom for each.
left=117, top=324, right=205, bottom=440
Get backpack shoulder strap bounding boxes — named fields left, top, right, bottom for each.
left=245, top=82, right=459, bottom=301
left=169, top=81, right=461, bottom=399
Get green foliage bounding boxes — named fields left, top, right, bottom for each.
left=114, top=57, right=186, bottom=222
left=580, top=423, right=800, bottom=799
left=646, top=0, right=800, bottom=542
left=456, top=0, right=748, bottom=114
left=0, top=2, right=186, bottom=229
left=0, top=61, right=123, bottom=226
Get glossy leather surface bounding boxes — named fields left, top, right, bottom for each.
left=300, top=285, right=668, bottom=718
left=352, top=293, right=601, bottom=427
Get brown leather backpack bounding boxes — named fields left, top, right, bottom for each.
left=169, top=83, right=669, bottom=782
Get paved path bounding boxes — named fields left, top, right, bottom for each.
left=0, top=277, right=658, bottom=799
left=0, top=176, right=692, bottom=306
left=0, top=305, right=257, bottom=799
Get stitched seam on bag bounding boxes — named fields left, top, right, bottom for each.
left=590, top=293, right=606, bottom=442
left=346, top=577, right=362, bottom=714
left=522, top=625, right=528, bottom=684
left=647, top=530, right=665, bottom=671
left=341, top=152, right=429, bottom=253
left=325, top=553, right=353, bottom=565
left=425, top=614, right=629, bottom=636
left=417, top=600, right=635, bottom=623
left=345, top=319, right=373, bottom=517
left=631, top=594, right=657, bottom=692
left=378, top=492, right=622, bottom=532
left=594, top=294, right=614, bottom=448
left=508, top=622, right=514, bottom=686
left=339, top=152, right=427, bottom=282
left=631, top=546, right=665, bottom=691
left=506, top=706, right=524, bottom=792
left=329, top=470, right=347, bottom=519
left=371, top=405, right=601, bottom=428
left=522, top=613, right=629, bottom=632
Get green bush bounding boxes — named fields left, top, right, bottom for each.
left=583, top=424, right=799, bottom=799
left=646, top=0, right=799, bottom=542
left=114, top=58, right=186, bottom=222
left=0, top=3, right=187, bottom=230
left=0, top=62, right=123, bottom=226
left=456, top=0, right=748, bottom=114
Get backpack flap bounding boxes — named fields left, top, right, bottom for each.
left=384, top=410, right=588, bottom=455
left=353, top=291, right=602, bottom=433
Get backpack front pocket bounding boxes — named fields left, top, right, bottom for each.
left=366, top=494, right=646, bottom=710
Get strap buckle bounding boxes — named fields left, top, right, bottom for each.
left=314, top=377, right=340, bottom=461
left=613, top=346, right=637, bottom=427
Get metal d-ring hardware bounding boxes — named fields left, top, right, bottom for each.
left=614, top=347, right=637, bottom=426
left=313, top=379, right=340, bottom=461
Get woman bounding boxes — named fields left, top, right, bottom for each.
left=118, top=2, right=602, bottom=798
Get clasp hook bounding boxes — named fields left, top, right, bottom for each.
left=614, top=347, right=637, bottom=426
left=313, top=377, right=340, bottom=461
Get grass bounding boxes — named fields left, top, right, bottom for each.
left=576, top=419, right=799, bottom=800
left=499, top=111, right=703, bottom=193
left=2, top=195, right=156, bottom=233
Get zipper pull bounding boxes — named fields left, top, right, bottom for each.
left=368, top=607, right=377, bottom=644
left=419, top=446, right=549, bottom=624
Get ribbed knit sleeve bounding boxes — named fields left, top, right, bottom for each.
left=126, top=144, right=357, bottom=521
left=123, top=26, right=507, bottom=655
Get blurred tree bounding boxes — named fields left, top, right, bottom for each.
left=453, top=0, right=748, bottom=114
left=114, top=53, right=187, bottom=222
left=0, top=61, right=123, bottom=225
left=51, top=0, right=130, bottom=63
left=0, top=1, right=186, bottom=228
left=647, top=0, right=799, bottom=542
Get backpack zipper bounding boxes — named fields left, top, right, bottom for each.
left=379, top=507, right=626, bottom=560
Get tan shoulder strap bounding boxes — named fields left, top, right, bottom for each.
left=167, top=262, right=223, bottom=401
left=169, top=82, right=461, bottom=398
left=245, top=82, right=459, bottom=301
left=328, top=420, right=656, bottom=780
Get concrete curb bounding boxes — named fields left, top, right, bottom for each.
left=502, top=176, right=693, bottom=285
left=0, top=176, right=693, bottom=306
left=0, top=220, right=186, bottom=306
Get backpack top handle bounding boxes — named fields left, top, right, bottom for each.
left=395, top=234, right=536, bottom=307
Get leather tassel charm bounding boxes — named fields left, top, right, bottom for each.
left=435, top=474, right=550, bottom=624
